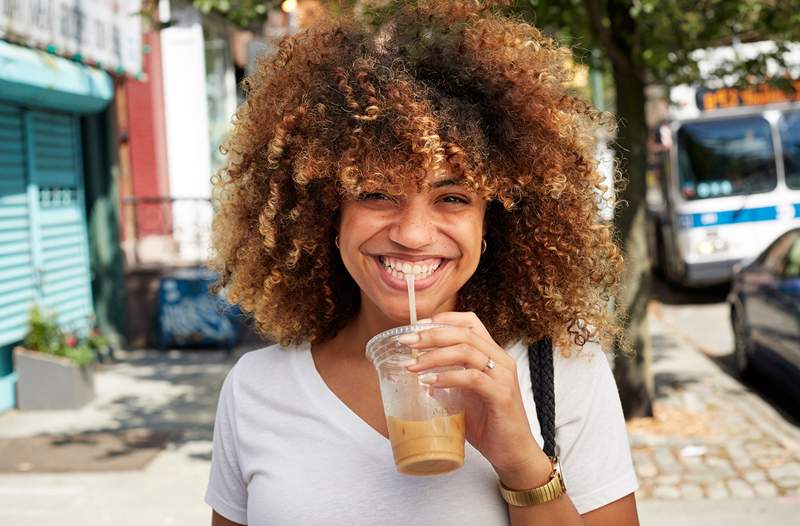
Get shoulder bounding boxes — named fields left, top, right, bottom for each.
left=551, top=340, right=622, bottom=424
left=234, top=342, right=295, bottom=367
left=225, top=342, right=302, bottom=390
left=505, top=338, right=611, bottom=380
left=553, top=340, right=612, bottom=382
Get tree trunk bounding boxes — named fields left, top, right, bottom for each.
left=606, top=2, right=654, bottom=418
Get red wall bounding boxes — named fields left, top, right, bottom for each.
left=125, top=30, right=171, bottom=237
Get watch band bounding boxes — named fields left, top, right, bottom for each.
left=498, top=456, right=567, bottom=507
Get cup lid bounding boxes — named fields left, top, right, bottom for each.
left=365, top=323, right=451, bottom=362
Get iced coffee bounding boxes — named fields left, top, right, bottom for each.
left=366, top=323, right=466, bottom=476
left=388, top=413, right=465, bottom=475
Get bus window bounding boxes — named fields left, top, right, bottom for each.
left=677, top=116, right=776, bottom=200
left=779, top=111, right=800, bottom=190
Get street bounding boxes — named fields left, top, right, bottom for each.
left=1, top=279, right=800, bottom=525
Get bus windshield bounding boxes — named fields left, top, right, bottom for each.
left=677, top=116, right=777, bottom=200
left=779, top=110, right=800, bottom=190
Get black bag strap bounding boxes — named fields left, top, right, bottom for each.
left=528, top=337, right=556, bottom=458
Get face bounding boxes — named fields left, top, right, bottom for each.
left=338, top=174, right=487, bottom=327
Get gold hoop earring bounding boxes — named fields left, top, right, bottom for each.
left=335, top=235, right=340, bottom=249
left=481, top=238, right=487, bottom=254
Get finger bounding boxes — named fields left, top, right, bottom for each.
left=407, top=344, right=508, bottom=375
left=409, top=326, right=511, bottom=367
left=426, top=311, right=493, bottom=341
left=420, top=368, right=514, bottom=405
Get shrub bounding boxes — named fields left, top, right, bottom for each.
left=23, top=306, right=101, bottom=367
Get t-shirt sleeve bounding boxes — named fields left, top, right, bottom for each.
left=553, top=342, right=639, bottom=514
left=205, top=365, right=248, bottom=524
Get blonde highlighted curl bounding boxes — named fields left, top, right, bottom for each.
left=210, top=0, right=624, bottom=352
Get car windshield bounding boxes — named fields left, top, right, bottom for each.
left=677, top=116, right=777, bottom=200
left=779, top=110, right=800, bottom=190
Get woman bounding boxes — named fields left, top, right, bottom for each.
left=206, top=1, right=639, bottom=524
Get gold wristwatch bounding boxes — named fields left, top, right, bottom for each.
left=499, top=456, right=567, bottom=506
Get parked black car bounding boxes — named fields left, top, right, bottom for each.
left=728, top=228, right=800, bottom=391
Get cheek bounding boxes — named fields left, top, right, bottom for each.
left=454, top=215, right=485, bottom=257
left=338, top=208, right=384, bottom=268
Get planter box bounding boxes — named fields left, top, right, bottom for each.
left=13, top=347, right=95, bottom=410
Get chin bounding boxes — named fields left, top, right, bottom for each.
left=379, top=306, right=416, bottom=326
left=376, top=300, right=438, bottom=326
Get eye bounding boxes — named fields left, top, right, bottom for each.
left=358, top=192, right=393, bottom=201
left=439, top=194, right=471, bottom=204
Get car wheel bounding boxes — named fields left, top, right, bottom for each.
left=731, top=305, right=755, bottom=379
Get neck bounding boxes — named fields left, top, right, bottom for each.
left=324, top=299, right=403, bottom=363
left=316, top=293, right=457, bottom=361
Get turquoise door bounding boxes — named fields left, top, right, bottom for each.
left=0, top=104, right=36, bottom=345
left=0, top=103, right=95, bottom=411
left=26, top=110, right=95, bottom=330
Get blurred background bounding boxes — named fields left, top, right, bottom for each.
left=1, top=1, right=799, bottom=524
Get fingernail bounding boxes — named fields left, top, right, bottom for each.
left=397, top=333, right=420, bottom=344
left=417, top=318, right=433, bottom=324
left=418, top=373, right=438, bottom=385
left=397, top=358, right=417, bottom=368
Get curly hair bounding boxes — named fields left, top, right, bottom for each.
left=210, top=0, right=624, bottom=352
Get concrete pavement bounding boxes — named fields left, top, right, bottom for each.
left=0, top=348, right=242, bottom=526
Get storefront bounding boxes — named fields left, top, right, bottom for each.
left=0, top=41, right=113, bottom=412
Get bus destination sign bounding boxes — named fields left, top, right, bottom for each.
left=696, top=80, right=800, bottom=111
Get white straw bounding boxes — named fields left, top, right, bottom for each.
left=405, top=273, right=417, bottom=325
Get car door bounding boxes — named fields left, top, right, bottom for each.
left=742, top=231, right=799, bottom=352
left=773, top=236, right=800, bottom=368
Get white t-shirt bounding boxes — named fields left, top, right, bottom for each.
left=205, top=339, right=638, bottom=525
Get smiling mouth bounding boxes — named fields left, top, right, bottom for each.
left=376, top=256, right=445, bottom=281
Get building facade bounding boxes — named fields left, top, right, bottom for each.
left=0, top=0, right=142, bottom=411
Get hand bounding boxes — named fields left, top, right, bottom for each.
left=405, top=311, right=552, bottom=485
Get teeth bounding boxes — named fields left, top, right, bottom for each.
left=379, top=256, right=443, bottom=279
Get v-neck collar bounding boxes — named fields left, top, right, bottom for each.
left=291, top=341, right=391, bottom=461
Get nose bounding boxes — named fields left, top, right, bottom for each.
left=387, top=199, right=435, bottom=250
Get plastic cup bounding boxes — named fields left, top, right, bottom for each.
left=366, top=323, right=465, bottom=476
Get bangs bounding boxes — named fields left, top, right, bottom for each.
left=331, top=98, right=499, bottom=203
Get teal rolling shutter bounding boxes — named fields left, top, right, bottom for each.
left=0, top=104, right=36, bottom=345
left=0, top=104, right=94, bottom=346
left=27, top=110, right=94, bottom=333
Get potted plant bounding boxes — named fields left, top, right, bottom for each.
left=13, top=306, right=102, bottom=410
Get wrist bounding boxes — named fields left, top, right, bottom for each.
left=495, top=447, right=554, bottom=490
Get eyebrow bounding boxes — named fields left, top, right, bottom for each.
left=431, top=177, right=466, bottom=189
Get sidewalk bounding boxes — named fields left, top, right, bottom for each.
left=633, top=302, right=800, bottom=524
left=1, top=311, right=799, bottom=525
left=0, top=348, right=243, bottom=526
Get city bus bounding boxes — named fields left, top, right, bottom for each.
left=647, top=80, right=800, bottom=287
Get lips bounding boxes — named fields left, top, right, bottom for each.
left=373, top=255, right=448, bottom=291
